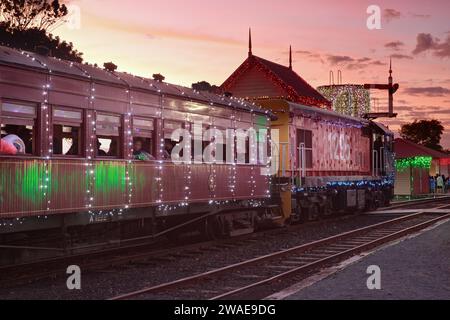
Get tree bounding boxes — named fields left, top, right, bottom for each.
left=0, top=0, right=83, bottom=62
left=103, top=62, right=117, bottom=72
left=192, top=80, right=220, bottom=93
left=400, top=119, right=444, bottom=151
left=0, top=0, right=68, bottom=32
left=0, top=23, right=83, bottom=62
left=153, top=73, right=165, bottom=82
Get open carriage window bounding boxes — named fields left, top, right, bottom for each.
left=96, top=113, right=121, bottom=158
left=191, top=123, right=212, bottom=163
left=52, top=107, right=83, bottom=156
left=132, top=117, right=155, bottom=160
left=163, top=120, right=183, bottom=161
left=236, top=127, right=251, bottom=164
left=0, top=101, right=36, bottom=155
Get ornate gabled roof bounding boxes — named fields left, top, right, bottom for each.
left=221, top=54, right=331, bottom=108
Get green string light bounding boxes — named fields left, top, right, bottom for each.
left=395, top=156, right=432, bottom=172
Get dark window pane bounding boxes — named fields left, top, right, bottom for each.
left=304, top=130, right=312, bottom=148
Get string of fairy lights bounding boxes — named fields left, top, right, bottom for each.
left=21, top=51, right=52, bottom=220
left=395, top=156, right=432, bottom=172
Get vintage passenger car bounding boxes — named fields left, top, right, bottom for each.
left=0, top=45, right=276, bottom=242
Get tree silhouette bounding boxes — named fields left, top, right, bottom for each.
left=0, top=0, right=68, bottom=32
left=153, top=73, right=165, bottom=82
left=400, top=119, right=444, bottom=151
left=192, top=81, right=220, bottom=93
left=0, top=0, right=83, bottom=62
left=103, top=62, right=118, bottom=72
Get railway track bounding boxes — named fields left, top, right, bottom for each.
left=0, top=197, right=448, bottom=289
left=110, top=205, right=450, bottom=300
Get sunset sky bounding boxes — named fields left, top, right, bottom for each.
left=57, top=0, right=450, bottom=147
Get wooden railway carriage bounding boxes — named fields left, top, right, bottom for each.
left=0, top=45, right=276, bottom=239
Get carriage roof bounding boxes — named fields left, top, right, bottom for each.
left=0, top=45, right=274, bottom=119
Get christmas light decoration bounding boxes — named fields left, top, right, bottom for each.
left=317, top=84, right=370, bottom=118
left=221, top=56, right=331, bottom=109
left=395, top=156, right=432, bottom=172
left=20, top=51, right=52, bottom=215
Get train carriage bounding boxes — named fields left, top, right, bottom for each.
left=0, top=45, right=276, bottom=243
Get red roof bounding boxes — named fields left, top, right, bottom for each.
left=394, top=138, right=449, bottom=159
left=221, top=55, right=331, bottom=108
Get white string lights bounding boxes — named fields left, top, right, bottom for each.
left=86, top=78, right=96, bottom=217
left=20, top=51, right=52, bottom=216
left=157, top=93, right=165, bottom=210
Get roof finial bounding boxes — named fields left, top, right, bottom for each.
left=389, top=57, right=392, bottom=75
left=289, top=45, right=292, bottom=69
left=248, top=28, right=252, bottom=57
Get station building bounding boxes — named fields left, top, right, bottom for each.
left=394, top=138, right=450, bottom=196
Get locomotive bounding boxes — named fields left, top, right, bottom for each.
left=0, top=43, right=394, bottom=247
left=220, top=39, right=396, bottom=222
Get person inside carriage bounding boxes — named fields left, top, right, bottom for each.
left=0, top=125, right=28, bottom=155
left=133, top=138, right=154, bottom=161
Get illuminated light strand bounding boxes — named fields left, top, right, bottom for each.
left=109, top=70, right=135, bottom=212
left=157, top=94, right=165, bottom=211
left=395, top=156, right=432, bottom=172
left=125, top=89, right=133, bottom=210
left=266, top=116, right=272, bottom=198
left=20, top=51, right=52, bottom=214
left=293, top=178, right=394, bottom=194
left=221, top=57, right=331, bottom=109
left=317, top=85, right=370, bottom=118
left=86, top=78, right=96, bottom=216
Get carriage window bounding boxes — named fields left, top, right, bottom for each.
left=0, top=101, right=36, bottom=155
left=133, top=117, right=155, bottom=160
left=163, top=120, right=183, bottom=160
left=297, top=129, right=313, bottom=169
left=96, top=113, right=121, bottom=157
left=212, top=128, right=226, bottom=163
left=53, top=108, right=83, bottom=156
left=236, top=131, right=250, bottom=164
left=256, top=127, right=270, bottom=165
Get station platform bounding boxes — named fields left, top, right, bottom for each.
left=271, top=218, right=450, bottom=300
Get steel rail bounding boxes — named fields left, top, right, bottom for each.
left=210, top=212, right=450, bottom=299
left=109, top=206, right=449, bottom=300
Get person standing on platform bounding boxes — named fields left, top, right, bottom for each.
left=430, top=176, right=436, bottom=194
left=436, top=174, right=444, bottom=194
